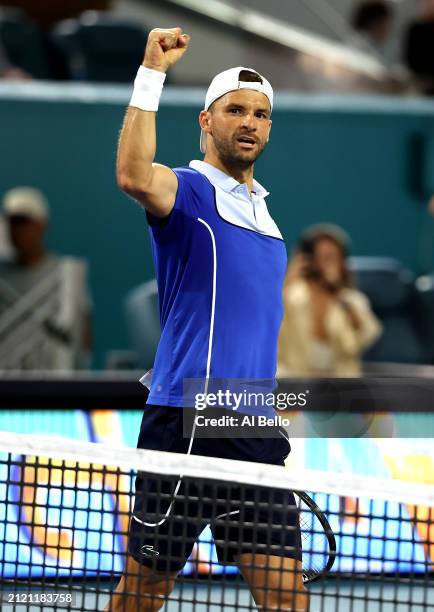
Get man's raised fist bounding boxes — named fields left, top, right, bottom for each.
left=143, top=27, right=190, bottom=73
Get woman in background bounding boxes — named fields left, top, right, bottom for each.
left=278, top=224, right=382, bottom=377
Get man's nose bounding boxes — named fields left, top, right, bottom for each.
left=240, top=113, right=256, bottom=130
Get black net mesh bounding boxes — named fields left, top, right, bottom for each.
left=0, top=434, right=433, bottom=611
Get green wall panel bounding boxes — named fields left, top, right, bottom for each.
left=1, top=87, right=432, bottom=366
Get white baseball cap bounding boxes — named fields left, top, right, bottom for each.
left=200, top=66, right=273, bottom=154
left=2, top=187, right=49, bottom=221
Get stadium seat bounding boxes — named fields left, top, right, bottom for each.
left=0, top=7, right=52, bottom=78
left=349, top=257, right=432, bottom=364
left=124, top=279, right=160, bottom=370
left=52, top=11, right=148, bottom=82
left=124, top=264, right=434, bottom=369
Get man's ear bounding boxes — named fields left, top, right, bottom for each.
left=199, top=110, right=212, bottom=134
left=266, top=118, right=272, bottom=142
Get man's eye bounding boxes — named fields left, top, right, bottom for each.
left=256, top=113, right=266, bottom=119
left=229, top=108, right=241, bottom=114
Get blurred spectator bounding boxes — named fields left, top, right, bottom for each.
left=0, top=187, right=92, bottom=370
left=404, top=0, right=434, bottom=94
left=0, top=2, right=112, bottom=80
left=351, top=1, right=394, bottom=51
left=278, top=224, right=382, bottom=377
left=0, top=39, right=30, bottom=80
left=0, top=1, right=112, bottom=30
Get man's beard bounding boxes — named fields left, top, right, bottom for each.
left=212, top=132, right=267, bottom=169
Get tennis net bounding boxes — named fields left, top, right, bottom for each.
left=0, top=432, right=433, bottom=611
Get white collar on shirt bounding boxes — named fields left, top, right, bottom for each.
left=189, top=160, right=270, bottom=198
left=188, top=160, right=282, bottom=239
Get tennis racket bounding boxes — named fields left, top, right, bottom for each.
left=294, top=490, right=336, bottom=584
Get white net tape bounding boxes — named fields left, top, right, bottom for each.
left=0, top=431, right=433, bottom=506
left=0, top=432, right=434, bottom=506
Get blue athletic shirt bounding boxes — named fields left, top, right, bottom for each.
left=144, top=160, right=287, bottom=408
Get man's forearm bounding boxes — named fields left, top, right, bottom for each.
left=115, top=28, right=189, bottom=213
left=117, top=61, right=167, bottom=193
left=115, top=28, right=189, bottom=207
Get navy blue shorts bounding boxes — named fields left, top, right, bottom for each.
left=128, top=404, right=302, bottom=572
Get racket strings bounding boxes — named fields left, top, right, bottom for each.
left=298, top=499, right=333, bottom=577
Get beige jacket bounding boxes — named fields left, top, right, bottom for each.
left=277, top=280, right=382, bottom=377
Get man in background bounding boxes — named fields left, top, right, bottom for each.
left=0, top=186, right=91, bottom=369
left=351, top=1, right=394, bottom=52
left=404, top=0, right=434, bottom=94
left=0, top=1, right=111, bottom=29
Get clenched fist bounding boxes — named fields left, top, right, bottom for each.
left=143, top=27, right=190, bottom=73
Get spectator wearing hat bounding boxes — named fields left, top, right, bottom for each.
left=2, top=187, right=50, bottom=270
left=0, top=186, right=92, bottom=370
left=277, top=224, right=382, bottom=377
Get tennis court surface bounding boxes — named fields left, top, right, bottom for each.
left=0, top=432, right=433, bottom=611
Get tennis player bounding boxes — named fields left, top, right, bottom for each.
left=107, top=27, right=308, bottom=612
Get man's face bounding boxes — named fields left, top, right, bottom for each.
left=7, top=215, right=46, bottom=255
left=201, top=89, right=272, bottom=167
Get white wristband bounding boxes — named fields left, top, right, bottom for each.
left=129, top=66, right=166, bottom=112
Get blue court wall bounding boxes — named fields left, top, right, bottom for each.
left=0, top=84, right=433, bottom=367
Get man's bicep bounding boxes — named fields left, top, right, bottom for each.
left=135, top=163, right=178, bottom=219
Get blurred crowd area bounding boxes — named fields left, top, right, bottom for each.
left=1, top=0, right=434, bottom=94
left=0, top=0, right=434, bottom=376
left=0, top=188, right=92, bottom=371
left=1, top=187, right=433, bottom=376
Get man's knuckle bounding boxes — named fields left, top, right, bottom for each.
left=149, top=28, right=167, bottom=39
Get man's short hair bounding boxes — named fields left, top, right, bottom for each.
left=352, top=1, right=392, bottom=32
